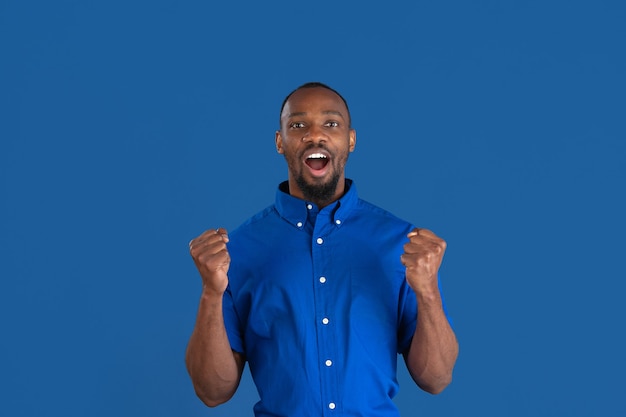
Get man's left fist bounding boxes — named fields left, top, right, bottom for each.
left=400, top=228, right=447, bottom=294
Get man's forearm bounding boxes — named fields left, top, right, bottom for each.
left=185, top=292, right=243, bottom=407
left=405, top=291, right=459, bottom=394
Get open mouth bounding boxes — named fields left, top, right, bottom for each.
left=304, top=152, right=329, bottom=172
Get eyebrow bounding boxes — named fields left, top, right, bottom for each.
left=286, top=110, right=345, bottom=119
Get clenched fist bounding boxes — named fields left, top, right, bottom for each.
left=189, top=228, right=231, bottom=296
left=400, top=228, right=447, bottom=295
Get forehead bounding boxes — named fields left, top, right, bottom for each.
left=281, top=87, right=348, bottom=119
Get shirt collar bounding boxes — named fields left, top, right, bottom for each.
left=275, top=179, right=358, bottom=230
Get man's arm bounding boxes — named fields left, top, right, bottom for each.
left=186, top=228, right=245, bottom=407
left=401, top=228, right=459, bottom=394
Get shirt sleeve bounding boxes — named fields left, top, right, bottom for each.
left=397, top=277, right=418, bottom=354
left=397, top=274, right=454, bottom=354
left=222, top=285, right=245, bottom=354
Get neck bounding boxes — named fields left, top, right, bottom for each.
left=287, top=176, right=346, bottom=209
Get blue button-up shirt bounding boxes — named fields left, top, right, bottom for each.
left=223, top=180, right=442, bottom=416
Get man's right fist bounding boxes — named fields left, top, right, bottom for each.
left=189, top=228, right=230, bottom=296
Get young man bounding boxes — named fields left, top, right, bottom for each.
left=186, top=82, right=458, bottom=416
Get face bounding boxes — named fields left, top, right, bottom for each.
left=276, top=87, right=356, bottom=206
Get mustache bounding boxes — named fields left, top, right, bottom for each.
left=299, top=144, right=332, bottom=158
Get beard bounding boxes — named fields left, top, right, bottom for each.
left=295, top=168, right=342, bottom=205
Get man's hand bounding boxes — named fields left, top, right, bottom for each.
left=189, top=228, right=231, bottom=296
left=186, top=228, right=244, bottom=407
left=400, top=228, right=447, bottom=295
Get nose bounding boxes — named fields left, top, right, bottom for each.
left=302, top=124, right=328, bottom=143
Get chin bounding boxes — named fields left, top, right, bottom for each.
left=297, top=173, right=340, bottom=203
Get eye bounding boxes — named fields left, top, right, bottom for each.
left=290, top=122, right=305, bottom=129
left=325, top=121, right=339, bottom=128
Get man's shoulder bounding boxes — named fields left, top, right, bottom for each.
left=353, top=197, right=413, bottom=227
left=230, top=204, right=279, bottom=237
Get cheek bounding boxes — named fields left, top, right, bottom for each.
left=335, top=145, right=351, bottom=164
left=283, top=149, right=302, bottom=171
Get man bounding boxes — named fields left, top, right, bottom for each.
left=186, top=82, right=458, bottom=416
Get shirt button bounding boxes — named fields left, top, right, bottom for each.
left=307, top=204, right=313, bottom=210
left=322, top=317, right=329, bottom=325
left=329, top=402, right=336, bottom=410
left=316, top=237, right=323, bottom=244
left=296, top=222, right=303, bottom=228
left=325, top=359, right=333, bottom=367
left=319, top=276, right=326, bottom=284
left=335, top=219, right=341, bottom=225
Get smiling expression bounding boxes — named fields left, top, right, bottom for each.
left=276, top=86, right=356, bottom=207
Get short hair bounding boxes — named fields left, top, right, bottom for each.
left=279, top=82, right=352, bottom=128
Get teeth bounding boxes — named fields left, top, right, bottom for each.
left=307, top=153, right=327, bottom=159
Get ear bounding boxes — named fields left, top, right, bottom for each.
left=349, top=129, right=356, bottom=152
left=275, top=130, right=284, bottom=154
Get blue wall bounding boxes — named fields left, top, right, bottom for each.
left=1, top=1, right=625, bottom=415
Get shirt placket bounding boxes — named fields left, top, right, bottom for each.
left=311, top=209, right=340, bottom=415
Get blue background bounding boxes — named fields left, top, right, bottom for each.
left=1, top=1, right=625, bottom=416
